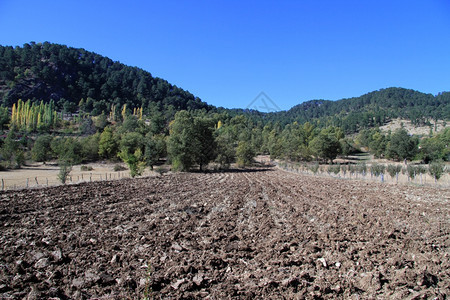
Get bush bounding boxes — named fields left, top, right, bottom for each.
left=309, top=162, right=319, bottom=174
left=371, top=163, right=385, bottom=177
left=155, top=166, right=166, bottom=176
left=356, top=162, right=367, bottom=176
left=328, top=164, right=340, bottom=176
left=81, top=165, right=93, bottom=171
left=429, top=161, right=445, bottom=182
left=113, top=164, right=127, bottom=172
left=387, top=164, right=402, bottom=182
left=58, top=162, right=72, bottom=184
left=406, top=165, right=418, bottom=181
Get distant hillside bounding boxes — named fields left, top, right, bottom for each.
left=286, top=88, right=449, bottom=129
left=0, top=42, right=212, bottom=115
left=228, top=88, right=449, bottom=133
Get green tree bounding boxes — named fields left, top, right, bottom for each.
left=58, top=161, right=72, bottom=184
left=119, top=132, right=144, bottom=155
left=98, top=126, right=118, bottom=159
left=0, top=128, right=21, bottom=168
left=419, top=137, right=445, bottom=163
left=94, top=111, right=109, bottom=131
left=0, top=106, right=10, bottom=131
left=167, top=111, right=216, bottom=171
left=31, top=135, right=53, bottom=163
left=309, top=127, right=342, bottom=163
left=215, top=127, right=236, bottom=169
left=236, top=141, right=255, bottom=167
left=193, top=116, right=217, bottom=171
left=428, top=161, right=445, bottom=183
left=118, top=148, right=146, bottom=178
left=369, top=131, right=387, bottom=158
left=340, top=137, right=356, bottom=157
left=144, top=134, right=166, bottom=170
left=386, top=164, right=402, bottom=183
left=80, top=133, right=100, bottom=162
left=50, top=137, right=83, bottom=165
left=386, top=128, right=418, bottom=161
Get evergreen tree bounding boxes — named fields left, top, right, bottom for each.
left=31, top=135, right=53, bottom=163
left=385, top=128, right=418, bottom=161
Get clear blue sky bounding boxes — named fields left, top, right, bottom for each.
left=1, top=0, right=449, bottom=110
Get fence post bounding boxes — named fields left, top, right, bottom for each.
left=26, top=178, right=29, bottom=188
left=1, top=179, right=4, bottom=191
left=46, top=178, right=49, bottom=186
left=90, top=173, right=92, bottom=182
left=35, top=177, right=38, bottom=186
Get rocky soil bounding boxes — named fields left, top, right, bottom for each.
left=0, top=168, right=449, bottom=299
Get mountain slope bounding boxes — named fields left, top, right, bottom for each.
left=0, top=43, right=448, bottom=134
left=0, top=42, right=211, bottom=114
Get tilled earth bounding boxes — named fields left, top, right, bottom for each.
left=0, top=168, right=449, bottom=299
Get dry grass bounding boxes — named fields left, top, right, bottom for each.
left=380, top=118, right=447, bottom=135
left=0, top=162, right=158, bottom=190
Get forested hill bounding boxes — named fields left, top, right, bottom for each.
left=269, top=88, right=450, bottom=133
left=0, top=43, right=448, bottom=134
left=0, top=42, right=212, bottom=114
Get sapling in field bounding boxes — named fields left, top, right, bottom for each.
left=407, top=165, right=417, bottom=182
left=387, top=164, right=402, bottom=184
left=428, top=161, right=445, bottom=183
left=309, top=162, right=319, bottom=175
left=58, top=161, right=72, bottom=184
left=416, top=165, right=427, bottom=184
left=371, top=163, right=385, bottom=182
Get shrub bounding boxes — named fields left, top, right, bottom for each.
left=113, top=164, right=127, bottom=171
left=387, top=164, right=402, bottom=183
left=356, top=162, right=367, bottom=176
left=328, top=164, right=340, bottom=176
left=58, top=162, right=72, bottom=184
left=371, top=163, right=385, bottom=177
left=155, top=166, right=166, bottom=176
left=429, top=161, right=445, bottom=183
left=81, top=165, right=93, bottom=171
left=407, top=165, right=417, bottom=181
left=309, top=162, right=319, bottom=174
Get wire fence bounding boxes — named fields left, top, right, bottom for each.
left=275, top=160, right=450, bottom=187
left=0, top=169, right=157, bottom=191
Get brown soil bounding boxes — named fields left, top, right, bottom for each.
left=0, top=167, right=449, bottom=299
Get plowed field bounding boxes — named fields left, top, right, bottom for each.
left=0, top=168, right=449, bottom=299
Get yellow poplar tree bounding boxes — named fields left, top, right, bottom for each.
left=121, top=104, right=127, bottom=120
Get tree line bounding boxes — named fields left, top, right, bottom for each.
left=1, top=102, right=448, bottom=178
